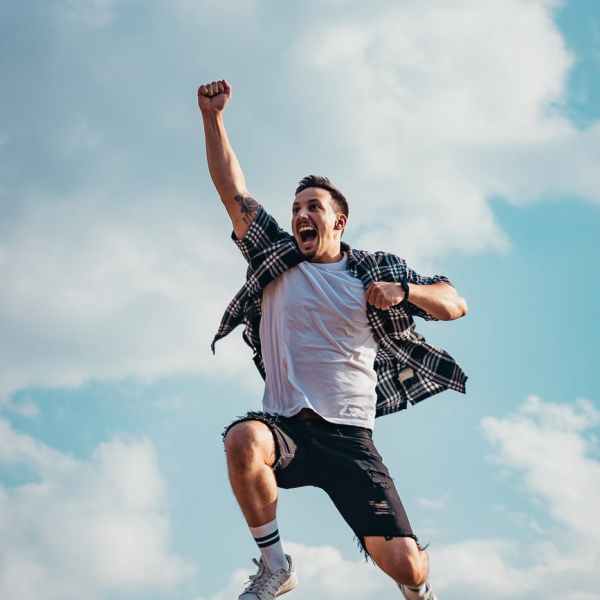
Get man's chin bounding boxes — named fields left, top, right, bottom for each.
left=296, top=238, right=318, bottom=259
left=300, top=247, right=317, bottom=260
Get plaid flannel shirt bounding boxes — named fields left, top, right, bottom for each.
left=211, top=206, right=467, bottom=418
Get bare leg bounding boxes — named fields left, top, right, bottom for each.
left=223, top=420, right=279, bottom=527
left=224, top=421, right=296, bottom=588
left=364, top=536, right=429, bottom=587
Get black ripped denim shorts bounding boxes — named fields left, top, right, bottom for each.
left=222, top=410, right=421, bottom=559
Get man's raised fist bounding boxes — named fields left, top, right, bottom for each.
left=198, top=80, right=231, bottom=114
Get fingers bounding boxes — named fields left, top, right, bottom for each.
left=365, top=283, right=375, bottom=305
left=366, top=283, right=392, bottom=310
left=366, top=282, right=402, bottom=310
left=198, top=79, right=230, bottom=98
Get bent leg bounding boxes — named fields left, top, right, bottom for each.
left=364, top=536, right=429, bottom=587
left=315, top=427, right=430, bottom=588
left=223, top=419, right=279, bottom=527
left=223, top=417, right=297, bottom=581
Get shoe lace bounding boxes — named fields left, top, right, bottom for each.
left=242, top=558, right=282, bottom=595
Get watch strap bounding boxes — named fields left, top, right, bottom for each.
left=400, top=277, right=409, bottom=303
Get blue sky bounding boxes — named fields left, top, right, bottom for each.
left=1, top=1, right=599, bottom=599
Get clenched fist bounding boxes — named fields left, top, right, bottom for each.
left=198, top=80, right=231, bottom=114
left=365, top=281, right=407, bottom=310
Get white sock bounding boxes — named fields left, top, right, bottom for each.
left=250, top=518, right=288, bottom=572
left=399, top=582, right=432, bottom=599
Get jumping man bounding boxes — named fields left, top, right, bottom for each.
left=199, top=79, right=468, bottom=600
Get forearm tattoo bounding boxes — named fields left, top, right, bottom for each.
left=234, top=194, right=259, bottom=224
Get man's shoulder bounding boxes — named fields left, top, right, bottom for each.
left=240, top=205, right=292, bottom=241
left=348, top=247, right=405, bottom=267
left=232, top=206, right=306, bottom=281
left=233, top=205, right=295, bottom=259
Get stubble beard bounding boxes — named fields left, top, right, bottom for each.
left=301, top=245, right=317, bottom=261
left=296, top=233, right=319, bottom=260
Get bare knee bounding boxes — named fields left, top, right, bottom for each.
left=394, top=551, right=427, bottom=587
left=224, top=421, right=276, bottom=471
left=365, top=536, right=428, bottom=587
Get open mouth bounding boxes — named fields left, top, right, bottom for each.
left=298, top=226, right=317, bottom=243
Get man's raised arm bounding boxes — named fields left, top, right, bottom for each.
left=198, top=79, right=258, bottom=240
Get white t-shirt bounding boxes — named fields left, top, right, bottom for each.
left=259, top=253, right=378, bottom=430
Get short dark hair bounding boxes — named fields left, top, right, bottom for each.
left=295, top=175, right=349, bottom=219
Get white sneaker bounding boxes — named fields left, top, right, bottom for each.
left=399, top=582, right=438, bottom=600
left=239, top=554, right=298, bottom=599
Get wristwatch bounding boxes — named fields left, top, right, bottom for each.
left=400, top=277, right=410, bottom=304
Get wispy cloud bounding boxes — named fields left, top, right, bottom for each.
left=194, top=542, right=385, bottom=600
left=2, top=0, right=599, bottom=401
left=0, top=418, right=195, bottom=600
left=482, top=395, right=600, bottom=541
left=0, top=396, right=39, bottom=418
left=0, top=191, right=262, bottom=400
left=289, top=0, right=600, bottom=265
left=434, top=395, right=600, bottom=599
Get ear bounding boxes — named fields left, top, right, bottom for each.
left=335, top=214, right=348, bottom=230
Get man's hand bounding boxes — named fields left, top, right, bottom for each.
left=366, top=280, right=468, bottom=320
left=365, top=282, right=406, bottom=310
left=198, top=80, right=231, bottom=114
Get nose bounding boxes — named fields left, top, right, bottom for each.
left=294, top=210, right=311, bottom=227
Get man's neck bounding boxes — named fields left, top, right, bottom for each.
left=310, top=246, right=343, bottom=264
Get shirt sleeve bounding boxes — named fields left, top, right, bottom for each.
left=230, top=206, right=292, bottom=265
left=404, top=264, right=452, bottom=321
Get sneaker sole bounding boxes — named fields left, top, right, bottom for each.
left=275, top=573, right=298, bottom=597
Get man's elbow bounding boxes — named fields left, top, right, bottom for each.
left=441, top=297, right=468, bottom=321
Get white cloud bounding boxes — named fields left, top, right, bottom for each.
left=0, top=396, right=39, bottom=418
left=201, top=396, right=600, bottom=600
left=0, top=418, right=194, bottom=600
left=289, top=0, right=599, bottom=264
left=0, top=191, right=262, bottom=401
left=3, top=0, right=599, bottom=401
left=194, top=542, right=385, bottom=600
left=481, top=395, right=600, bottom=542
left=431, top=395, right=600, bottom=599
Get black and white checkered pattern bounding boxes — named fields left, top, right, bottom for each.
left=211, top=206, right=467, bottom=418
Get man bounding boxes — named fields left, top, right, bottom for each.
left=199, top=79, right=468, bottom=600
